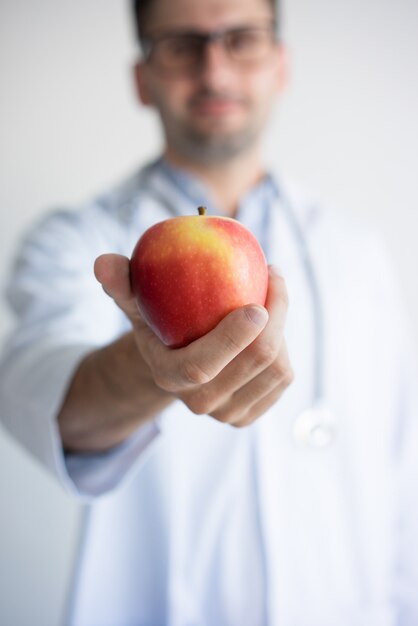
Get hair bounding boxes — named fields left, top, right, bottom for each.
left=131, top=0, right=280, bottom=45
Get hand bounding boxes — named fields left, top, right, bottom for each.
left=95, top=255, right=294, bottom=428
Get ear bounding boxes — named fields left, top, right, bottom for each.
left=133, top=61, right=154, bottom=106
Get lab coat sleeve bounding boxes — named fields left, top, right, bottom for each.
left=0, top=208, right=162, bottom=501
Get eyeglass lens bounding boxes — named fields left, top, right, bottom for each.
left=147, top=26, right=275, bottom=71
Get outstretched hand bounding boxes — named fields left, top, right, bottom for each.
left=94, top=254, right=294, bottom=428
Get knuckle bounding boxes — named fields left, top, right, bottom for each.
left=211, top=404, right=251, bottom=427
left=179, top=358, right=212, bottom=387
left=282, top=366, right=295, bottom=387
left=221, top=331, right=243, bottom=354
left=269, top=358, right=286, bottom=381
left=211, top=407, right=235, bottom=425
left=251, top=341, right=278, bottom=369
left=183, top=397, right=205, bottom=415
left=269, top=360, right=295, bottom=387
left=230, top=418, right=252, bottom=429
left=153, top=369, right=178, bottom=393
left=184, top=389, right=215, bottom=415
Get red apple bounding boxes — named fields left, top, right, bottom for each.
left=130, top=207, right=268, bottom=348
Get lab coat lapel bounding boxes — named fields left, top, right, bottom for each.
left=252, top=190, right=365, bottom=625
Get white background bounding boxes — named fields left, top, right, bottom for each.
left=0, top=1, right=417, bottom=624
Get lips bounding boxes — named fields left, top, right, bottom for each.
left=189, top=94, right=246, bottom=116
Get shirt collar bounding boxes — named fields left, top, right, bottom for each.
left=152, top=155, right=280, bottom=219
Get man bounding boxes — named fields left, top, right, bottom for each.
left=58, top=0, right=293, bottom=455
left=0, top=0, right=417, bottom=624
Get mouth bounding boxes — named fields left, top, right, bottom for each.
left=189, top=96, right=246, bottom=117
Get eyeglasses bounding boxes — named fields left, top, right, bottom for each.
left=142, top=23, right=277, bottom=74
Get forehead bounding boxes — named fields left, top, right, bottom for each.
left=146, top=0, right=274, bottom=31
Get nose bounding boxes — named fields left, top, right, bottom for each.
left=199, top=39, right=234, bottom=88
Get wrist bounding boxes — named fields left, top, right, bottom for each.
left=96, top=331, right=173, bottom=421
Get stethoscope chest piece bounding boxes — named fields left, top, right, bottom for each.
left=292, top=405, right=336, bottom=448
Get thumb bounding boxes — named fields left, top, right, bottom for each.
left=177, top=304, right=269, bottom=386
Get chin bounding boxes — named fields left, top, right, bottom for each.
left=179, top=132, right=258, bottom=164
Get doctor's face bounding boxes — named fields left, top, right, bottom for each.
left=134, top=0, right=287, bottom=164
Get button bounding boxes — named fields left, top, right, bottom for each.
left=292, top=406, right=336, bottom=448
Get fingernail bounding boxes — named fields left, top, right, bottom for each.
left=269, top=264, right=284, bottom=278
left=246, top=306, right=269, bottom=327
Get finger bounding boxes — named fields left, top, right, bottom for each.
left=181, top=337, right=292, bottom=416
left=180, top=266, right=290, bottom=410
left=220, top=265, right=289, bottom=393
left=224, top=341, right=293, bottom=416
left=233, top=383, right=287, bottom=428
left=242, top=362, right=294, bottom=425
left=209, top=341, right=293, bottom=424
left=94, top=254, right=143, bottom=326
left=153, top=304, right=269, bottom=393
left=94, top=254, right=178, bottom=368
left=260, top=265, right=289, bottom=346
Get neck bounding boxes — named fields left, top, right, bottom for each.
left=163, top=145, right=265, bottom=218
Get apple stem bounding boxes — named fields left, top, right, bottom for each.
left=198, top=206, right=207, bottom=216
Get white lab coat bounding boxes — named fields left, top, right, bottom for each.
left=0, top=160, right=417, bottom=626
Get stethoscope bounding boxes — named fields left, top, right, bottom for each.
left=137, top=160, right=337, bottom=448
left=64, top=163, right=337, bottom=626
left=277, top=185, right=336, bottom=448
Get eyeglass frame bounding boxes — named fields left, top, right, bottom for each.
left=140, top=21, right=279, bottom=72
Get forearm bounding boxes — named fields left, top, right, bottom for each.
left=58, top=332, right=174, bottom=453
